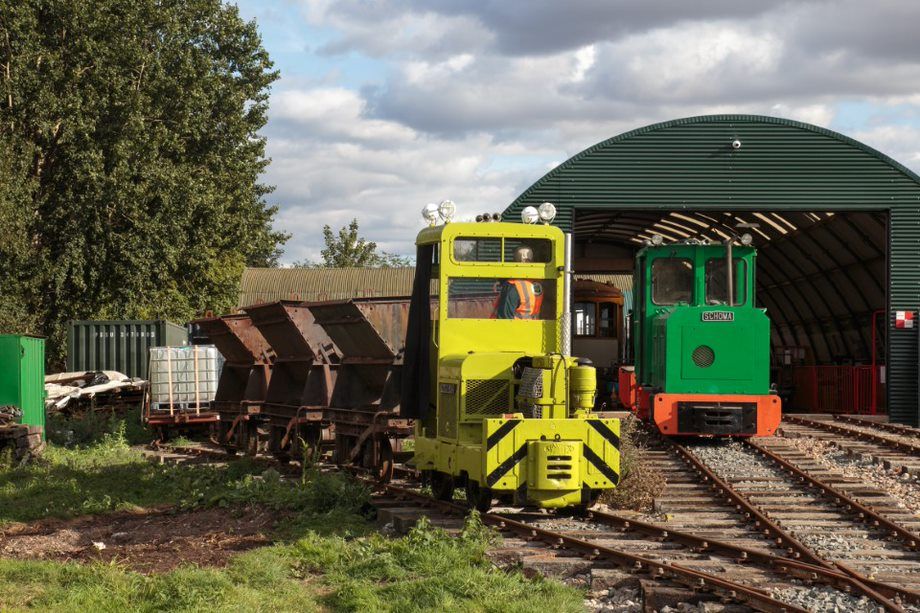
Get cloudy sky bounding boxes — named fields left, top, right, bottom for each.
left=234, top=0, right=920, bottom=264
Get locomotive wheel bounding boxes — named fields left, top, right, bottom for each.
left=465, top=479, right=492, bottom=512
left=430, top=471, right=455, bottom=501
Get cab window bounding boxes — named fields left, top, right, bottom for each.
left=573, top=302, right=596, bottom=336
left=453, top=237, right=553, bottom=263
left=453, top=238, right=501, bottom=262
left=651, top=258, right=694, bottom=305
left=598, top=302, right=618, bottom=338
left=705, top=258, right=747, bottom=305
left=447, top=278, right=556, bottom=320
left=504, top=239, right=552, bottom=263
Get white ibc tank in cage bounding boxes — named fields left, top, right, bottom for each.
left=148, top=345, right=223, bottom=409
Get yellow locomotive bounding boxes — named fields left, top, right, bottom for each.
left=403, top=203, right=621, bottom=511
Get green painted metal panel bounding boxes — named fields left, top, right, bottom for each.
left=503, top=115, right=920, bottom=425
left=67, top=320, right=188, bottom=379
left=0, top=335, right=45, bottom=434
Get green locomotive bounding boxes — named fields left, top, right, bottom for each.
left=618, top=237, right=781, bottom=436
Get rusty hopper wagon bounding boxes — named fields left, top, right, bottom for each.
left=242, top=301, right=340, bottom=461
left=307, top=297, right=412, bottom=481
left=193, top=314, right=273, bottom=453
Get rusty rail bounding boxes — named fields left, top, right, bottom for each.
left=669, top=440, right=911, bottom=611
left=377, top=482, right=811, bottom=613
left=745, top=438, right=920, bottom=550
left=783, top=415, right=920, bottom=456
left=835, top=415, right=920, bottom=441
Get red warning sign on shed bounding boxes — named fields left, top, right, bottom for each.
left=895, top=311, right=915, bottom=328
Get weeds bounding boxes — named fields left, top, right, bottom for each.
left=46, top=407, right=150, bottom=448
left=600, top=415, right=665, bottom=511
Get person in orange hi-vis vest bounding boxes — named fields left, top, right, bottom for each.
left=492, top=246, right=544, bottom=319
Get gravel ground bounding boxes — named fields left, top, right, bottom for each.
left=786, top=436, right=920, bottom=516
left=686, top=441, right=872, bottom=557
left=770, top=586, right=883, bottom=613
left=584, top=585, right=642, bottom=612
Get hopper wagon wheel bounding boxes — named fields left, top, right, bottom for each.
left=294, top=425, right=323, bottom=465
left=218, top=421, right=238, bottom=455
left=362, top=436, right=394, bottom=483
left=465, top=480, right=492, bottom=513
left=244, top=423, right=260, bottom=457
left=270, top=426, right=291, bottom=464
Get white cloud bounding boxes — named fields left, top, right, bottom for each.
left=254, top=0, right=920, bottom=262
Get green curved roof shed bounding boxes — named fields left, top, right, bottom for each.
left=503, top=115, right=920, bottom=425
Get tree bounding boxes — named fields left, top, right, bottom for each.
left=0, top=1, right=287, bottom=365
left=294, top=219, right=411, bottom=268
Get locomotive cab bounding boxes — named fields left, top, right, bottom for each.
left=620, top=240, right=781, bottom=436
left=403, top=220, right=621, bottom=510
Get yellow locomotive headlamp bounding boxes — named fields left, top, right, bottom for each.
left=538, top=201, right=557, bottom=223
left=422, top=203, right=439, bottom=226
left=521, top=206, right=539, bottom=224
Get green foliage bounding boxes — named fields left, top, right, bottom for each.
left=294, top=218, right=411, bottom=268
left=0, top=427, right=370, bottom=524
left=46, top=407, right=150, bottom=447
left=0, top=1, right=288, bottom=363
left=0, top=438, right=583, bottom=612
left=0, top=513, right=584, bottom=612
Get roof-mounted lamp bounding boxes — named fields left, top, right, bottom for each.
left=422, top=203, right=439, bottom=226
left=521, top=206, right=539, bottom=224
left=538, top=201, right=557, bottom=224
left=438, top=200, right=456, bottom=223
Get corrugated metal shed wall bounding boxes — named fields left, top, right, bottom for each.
left=68, top=320, right=188, bottom=379
left=503, top=115, right=920, bottom=425
left=239, top=267, right=631, bottom=306
left=239, top=268, right=417, bottom=307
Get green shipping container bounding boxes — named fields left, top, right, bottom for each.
left=0, top=335, right=46, bottom=435
left=68, top=320, right=188, bottom=379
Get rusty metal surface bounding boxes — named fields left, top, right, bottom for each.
left=243, top=301, right=338, bottom=363
left=307, top=298, right=410, bottom=362
left=375, top=482, right=811, bottom=613
left=192, top=314, right=271, bottom=366
left=837, top=415, right=920, bottom=438
left=746, top=437, right=920, bottom=550
left=669, top=438, right=914, bottom=610
left=785, top=415, right=920, bottom=456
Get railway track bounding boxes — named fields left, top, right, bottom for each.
left=673, top=436, right=920, bottom=609
left=147, top=435, right=920, bottom=611
left=780, top=416, right=920, bottom=475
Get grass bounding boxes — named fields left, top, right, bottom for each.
left=0, top=420, right=585, bottom=612
left=0, top=513, right=583, bottom=612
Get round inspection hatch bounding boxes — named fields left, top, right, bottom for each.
left=692, top=345, right=715, bottom=368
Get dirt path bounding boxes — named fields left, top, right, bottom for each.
left=0, top=506, right=284, bottom=573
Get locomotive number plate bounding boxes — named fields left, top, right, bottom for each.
left=702, top=311, right=734, bottom=322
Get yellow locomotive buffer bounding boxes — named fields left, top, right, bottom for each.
left=403, top=211, right=621, bottom=511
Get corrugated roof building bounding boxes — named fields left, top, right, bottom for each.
left=239, top=267, right=631, bottom=308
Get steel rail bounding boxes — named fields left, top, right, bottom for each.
left=834, top=415, right=920, bottom=441
left=745, top=438, right=920, bottom=550
left=586, top=508, right=913, bottom=600
left=783, top=415, right=920, bottom=456
left=377, top=482, right=811, bottom=613
left=669, top=440, right=910, bottom=611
